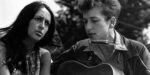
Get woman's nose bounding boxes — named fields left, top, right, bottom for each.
left=39, top=21, right=45, bottom=30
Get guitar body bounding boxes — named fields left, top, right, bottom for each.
left=56, top=60, right=121, bottom=75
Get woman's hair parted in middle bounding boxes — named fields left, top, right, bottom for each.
left=3, top=1, right=55, bottom=47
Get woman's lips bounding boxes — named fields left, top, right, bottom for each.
left=35, top=31, right=43, bottom=37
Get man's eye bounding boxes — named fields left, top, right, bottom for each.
left=82, top=19, right=88, bottom=24
left=91, top=19, right=99, bottom=23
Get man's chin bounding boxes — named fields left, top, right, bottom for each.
left=89, top=37, right=107, bottom=41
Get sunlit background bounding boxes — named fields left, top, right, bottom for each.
left=0, top=0, right=60, bottom=28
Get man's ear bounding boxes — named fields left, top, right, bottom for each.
left=109, top=16, right=117, bottom=28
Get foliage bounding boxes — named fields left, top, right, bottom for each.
left=55, top=0, right=87, bottom=49
left=117, top=0, right=150, bottom=43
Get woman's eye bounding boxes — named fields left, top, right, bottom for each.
left=45, top=21, right=50, bottom=26
left=34, top=17, right=42, bottom=22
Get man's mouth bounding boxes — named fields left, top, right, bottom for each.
left=88, top=33, right=95, bottom=36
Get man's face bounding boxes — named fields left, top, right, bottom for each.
left=83, top=7, right=111, bottom=41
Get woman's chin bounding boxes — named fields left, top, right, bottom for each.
left=30, top=36, right=42, bottom=42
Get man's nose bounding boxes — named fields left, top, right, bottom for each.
left=86, top=22, right=92, bottom=30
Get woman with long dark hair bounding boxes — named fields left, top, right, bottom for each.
left=0, top=1, right=55, bottom=75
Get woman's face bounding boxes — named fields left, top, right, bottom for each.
left=28, top=7, right=51, bottom=41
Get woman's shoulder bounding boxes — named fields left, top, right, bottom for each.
left=39, top=47, right=51, bottom=63
left=39, top=47, right=50, bottom=56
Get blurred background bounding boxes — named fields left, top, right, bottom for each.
left=1, top=0, right=150, bottom=50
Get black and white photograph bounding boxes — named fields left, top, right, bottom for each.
left=0, top=0, right=150, bottom=75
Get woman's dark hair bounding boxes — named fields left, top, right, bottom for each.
left=1, top=1, right=55, bottom=73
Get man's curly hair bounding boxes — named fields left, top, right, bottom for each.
left=77, top=0, right=122, bottom=20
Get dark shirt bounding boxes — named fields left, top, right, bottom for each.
left=51, top=31, right=150, bottom=75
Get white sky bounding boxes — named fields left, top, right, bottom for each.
left=0, top=0, right=61, bottom=28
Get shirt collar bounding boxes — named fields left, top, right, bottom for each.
left=83, top=30, right=128, bottom=52
left=114, top=30, right=128, bottom=51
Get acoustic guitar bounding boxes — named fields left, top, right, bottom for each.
left=56, top=60, right=123, bottom=75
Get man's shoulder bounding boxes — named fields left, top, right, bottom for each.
left=74, top=38, right=90, bottom=49
left=76, top=38, right=90, bottom=46
left=125, top=37, right=145, bottom=49
left=61, top=38, right=90, bottom=53
left=124, top=37, right=147, bottom=56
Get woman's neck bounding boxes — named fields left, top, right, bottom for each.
left=23, top=37, right=37, bottom=52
